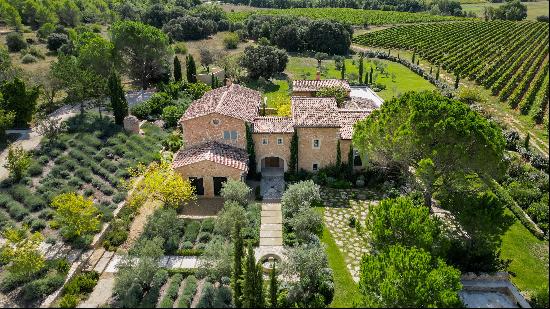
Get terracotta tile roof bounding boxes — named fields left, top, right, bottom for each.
left=252, top=116, right=294, bottom=133
left=342, top=97, right=378, bottom=110
left=172, top=141, right=249, bottom=172
left=180, top=84, right=261, bottom=122
left=292, top=79, right=351, bottom=92
left=338, top=109, right=372, bottom=140
left=291, top=97, right=340, bottom=128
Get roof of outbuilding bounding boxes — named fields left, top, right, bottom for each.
left=292, top=79, right=351, bottom=92
left=180, top=84, right=262, bottom=122
left=172, top=141, right=249, bottom=172
left=252, top=116, right=294, bottom=133
left=291, top=97, right=340, bottom=128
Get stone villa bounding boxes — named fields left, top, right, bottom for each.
left=172, top=79, right=380, bottom=197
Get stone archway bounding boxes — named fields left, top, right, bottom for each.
left=260, top=156, right=286, bottom=176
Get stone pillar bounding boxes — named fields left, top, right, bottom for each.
left=123, top=115, right=140, bottom=134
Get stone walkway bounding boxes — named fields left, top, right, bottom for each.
left=256, top=202, right=284, bottom=262
left=324, top=200, right=374, bottom=282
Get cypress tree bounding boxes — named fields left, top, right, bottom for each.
left=416, top=59, right=419, bottom=66
left=436, top=66, right=440, bottom=81
left=524, top=133, right=530, bottom=150
left=358, top=53, right=364, bottom=84
left=347, top=144, right=354, bottom=176
left=336, top=139, right=341, bottom=168
left=429, top=67, right=433, bottom=75
left=340, top=60, right=346, bottom=80
left=245, top=123, right=257, bottom=179
left=186, top=55, right=197, bottom=83
left=369, top=67, right=374, bottom=85
left=108, top=70, right=128, bottom=125
left=364, top=69, right=369, bottom=85
left=256, top=262, right=265, bottom=308
left=232, top=221, right=244, bottom=308
left=242, top=244, right=257, bottom=308
left=174, top=56, right=182, bottom=82
left=289, top=131, right=299, bottom=173
left=269, top=264, right=278, bottom=308
left=454, top=73, right=460, bottom=89
left=411, top=51, right=416, bottom=64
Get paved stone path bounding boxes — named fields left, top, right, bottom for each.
left=324, top=200, right=374, bottom=283
left=260, top=176, right=285, bottom=200
left=256, top=202, right=285, bottom=262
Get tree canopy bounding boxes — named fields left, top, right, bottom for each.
left=359, top=244, right=463, bottom=308
left=353, top=91, right=506, bottom=205
left=240, top=45, right=288, bottom=80
left=111, top=20, right=172, bottom=89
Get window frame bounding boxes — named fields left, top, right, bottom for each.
left=277, top=137, right=283, bottom=145
left=312, top=139, right=321, bottom=149
left=262, top=138, right=269, bottom=145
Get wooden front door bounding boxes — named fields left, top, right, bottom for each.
left=264, top=157, right=281, bottom=168
left=213, top=177, right=227, bottom=196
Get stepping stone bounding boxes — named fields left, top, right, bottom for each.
left=262, top=204, right=281, bottom=211
left=260, top=230, right=282, bottom=238
left=94, top=251, right=114, bottom=273
left=105, top=255, right=121, bottom=273
left=261, top=211, right=282, bottom=219
left=259, top=237, right=283, bottom=246
left=262, top=216, right=282, bottom=224
left=85, top=249, right=106, bottom=272
left=261, top=224, right=282, bottom=231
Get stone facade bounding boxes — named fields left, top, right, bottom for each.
left=181, top=112, right=247, bottom=149
left=296, top=127, right=341, bottom=172
left=174, top=160, right=245, bottom=197
left=253, top=133, right=293, bottom=172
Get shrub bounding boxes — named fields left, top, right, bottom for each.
left=281, top=180, right=321, bottom=220
left=177, top=275, right=198, bottom=308
left=64, top=271, right=100, bottom=295
left=197, top=231, right=212, bottom=243
left=47, top=33, right=69, bottom=52
left=139, top=269, right=169, bottom=308
left=223, top=32, right=239, bottom=49
left=220, top=179, right=251, bottom=206
left=21, top=272, right=66, bottom=302
left=162, top=131, right=184, bottom=152
left=201, top=218, right=215, bottom=233
left=21, top=54, right=38, bottom=64
left=6, top=32, right=27, bottom=52
left=184, top=220, right=201, bottom=242
left=7, top=201, right=29, bottom=220
left=59, top=294, right=79, bottom=308
left=177, top=249, right=204, bottom=256
left=162, top=105, right=186, bottom=128
left=158, top=274, right=183, bottom=308
left=27, top=162, right=43, bottom=176
left=130, top=101, right=153, bottom=119
left=173, top=42, right=188, bottom=54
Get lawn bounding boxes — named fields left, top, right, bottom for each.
left=285, top=56, right=436, bottom=101
left=500, top=209, right=549, bottom=294
left=317, top=207, right=361, bottom=308
left=462, top=1, right=549, bottom=20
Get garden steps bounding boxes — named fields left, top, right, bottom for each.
left=259, top=202, right=284, bottom=249
left=93, top=250, right=115, bottom=273
left=84, top=248, right=106, bottom=272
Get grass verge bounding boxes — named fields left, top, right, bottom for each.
left=316, top=207, right=361, bottom=308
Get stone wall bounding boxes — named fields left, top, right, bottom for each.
left=253, top=133, right=293, bottom=172
left=296, top=127, right=340, bottom=172
left=181, top=113, right=247, bottom=149
left=174, top=160, right=245, bottom=197
left=197, top=69, right=225, bottom=85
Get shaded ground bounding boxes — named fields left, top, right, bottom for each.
left=180, top=198, right=224, bottom=217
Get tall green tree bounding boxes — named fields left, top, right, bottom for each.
left=359, top=245, right=462, bottom=308
left=186, top=54, right=197, bottom=83
left=242, top=243, right=262, bottom=308
left=353, top=91, right=506, bottom=207
left=366, top=196, right=442, bottom=253
left=0, top=78, right=39, bottom=127
left=256, top=262, right=265, bottom=308
left=340, top=60, right=346, bottom=79
left=347, top=144, right=354, bottom=176
left=269, top=264, right=278, bottom=308
left=288, top=131, right=299, bottom=173
left=4, top=145, right=31, bottom=181
left=232, top=220, right=244, bottom=308
left=245, top=123, right=257, bottom=179
left=0, top=106, right=15, bottom=140
left=358, top=52, right=364, bottom=84
left=108, top=70, right=128, bottom=125
left=174, top=56, right=182, bottom=82
left=0, top=0, right=23, bottom=30
left=111, top=21, right=171, bottom=89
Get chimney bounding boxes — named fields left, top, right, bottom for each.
left=316, top=71, right=320, bottom=81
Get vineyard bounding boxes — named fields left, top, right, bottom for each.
left=227, top=8, right=469, bottom=25
left=354, top=20, right=550, bottom=124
